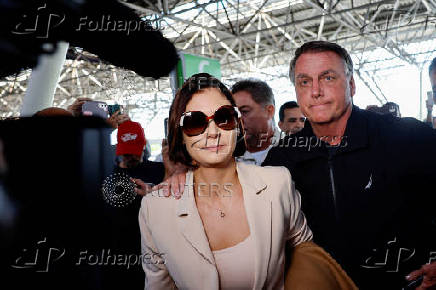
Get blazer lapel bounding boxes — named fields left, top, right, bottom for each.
left=176, top=170, right=216, bottom=265
left=237, top=162, right=271, bottom=289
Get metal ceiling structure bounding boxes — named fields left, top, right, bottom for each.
left=1, top=0, right=436, bottom=119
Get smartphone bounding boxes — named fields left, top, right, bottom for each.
left=108, top=104, right=121, bottom=116
left=82, top=101, right=108, bottom=119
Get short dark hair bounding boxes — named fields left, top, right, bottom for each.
left=289, top=41, right=354, bottom=84
left=380, top=102, right=400, bottom=117
left=279, top=101, right=299, bottom=122
left=365, top=105, right=381, bottom=113
left=167, top=73, right=246, bottom=169
left=429, top=57, right=436, bottom=75
left=231, top=79, right=275, bottom=106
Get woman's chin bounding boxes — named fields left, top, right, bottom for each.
left=195, top=154, right=235, bottom=168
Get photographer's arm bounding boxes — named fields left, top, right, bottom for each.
left=67, top=98, right=92, bottom=116
left=106, top=110, right=130, bottom=129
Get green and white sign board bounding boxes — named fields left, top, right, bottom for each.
left=176, top=53, right=221, bottom=88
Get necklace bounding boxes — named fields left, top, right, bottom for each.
left=198, top=194, right=234, bottom=219
left=214, top=196, right=234, bottom=218
left=193, top=178, right=236, bottom=219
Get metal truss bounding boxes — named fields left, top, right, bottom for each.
left=0, top=54, right=174, bottom=121
left=2, top=0, right=436, bottom=118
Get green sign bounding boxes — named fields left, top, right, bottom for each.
left=176, top=53, right=222, bottom=88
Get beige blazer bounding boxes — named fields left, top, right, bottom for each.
left=138, top=162, right=313, bottom=290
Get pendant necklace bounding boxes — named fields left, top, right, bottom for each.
left=215, top=196, right=234, bottom=218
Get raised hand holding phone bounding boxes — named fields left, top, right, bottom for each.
left=107, top=109, right=130, bottom=129
left=108, top=104, right=121, bottom=116
left=67, top=97, right=92, bottom=116
left=82, top=101, right=109, bottom=118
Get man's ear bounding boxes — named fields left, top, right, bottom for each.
left=266, top=104, right=275, bottom=120
left=278, top=121, right=284, bottom=131
left=349, top=76, right=356, bottom=97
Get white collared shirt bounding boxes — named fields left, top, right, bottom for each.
left=236, top=128, right=281, bottom=166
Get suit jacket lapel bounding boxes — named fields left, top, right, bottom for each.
left=237, top=162, right=271, bottom=289
left=176, top=170, right=216, bottom=265
left=176, top=163, right=272, bottom=289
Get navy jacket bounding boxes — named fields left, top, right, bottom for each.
left=264, top=105, right=436, bottom=289
left=105, top=160, right=165, bottom=289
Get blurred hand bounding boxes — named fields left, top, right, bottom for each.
left=162, top=142, right=185, bottom=175
left=152, top=169, right=187, bottom=199
left=406, top=262, right=436, bottom=289
left=107, top=110, right=130, bottom=129
left=426, top=99, right=434, bottom=113
left=131, top=178, right=153, bottom=196
left=67, top=97, right=92, bottom=116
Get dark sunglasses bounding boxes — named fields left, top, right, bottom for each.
left=288, top=117, right=306, bottom=123
left=180, top=105, right=241, bottom=136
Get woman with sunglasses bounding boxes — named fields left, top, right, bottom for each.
left=138, top=73, right=313, bottom=290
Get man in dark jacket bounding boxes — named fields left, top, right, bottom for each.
left=105, top=120, right=165, bottom=289
left=263, top=41, right=436, bottom=289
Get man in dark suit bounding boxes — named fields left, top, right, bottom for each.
left=263, top=41, right=436, bottom=289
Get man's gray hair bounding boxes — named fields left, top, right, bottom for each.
left=289, top=41, right=354, bottom=84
